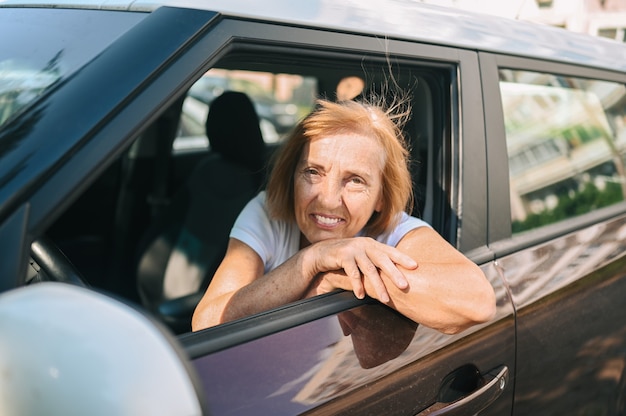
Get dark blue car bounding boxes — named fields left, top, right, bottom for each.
left=1, top=1, right=626, bottom=414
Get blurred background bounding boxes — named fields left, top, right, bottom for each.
left=419, top=0, right=626, bottom=42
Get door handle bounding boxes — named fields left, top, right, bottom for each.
left=416, top=365, right=508, bottom=416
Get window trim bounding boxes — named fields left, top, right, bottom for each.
left=177, top=42, right=484, bottom=352
left=179, top=290, right=376, bottom=358
left=481, top=52, right=626, bottom=256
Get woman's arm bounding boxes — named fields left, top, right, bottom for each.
left=191, top=235, right=418, bottom=330
left=385, top=227, right=495, bottom=333
left=310, top=227, right=496, bottom=334
left=192, top=226, right=495, bottom=333
left=191, top=238, right=313, bottom=330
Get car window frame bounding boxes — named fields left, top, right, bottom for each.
left=210, top=19, right=487, bottom=250
left=480, top=52, right=626, bottom=256
left=169, top=18, right=490, bottom=346
left=179, top=291, right=375, bottom=357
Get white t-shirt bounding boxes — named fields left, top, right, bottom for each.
left=230, top=191, right=432, bottom=273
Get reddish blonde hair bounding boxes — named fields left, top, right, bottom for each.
left=266, top=98, right=413, bottom=237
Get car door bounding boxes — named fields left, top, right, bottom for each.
left=177, top=16, right=516, bottom=416
left=481, top=52, right=626, bottom=414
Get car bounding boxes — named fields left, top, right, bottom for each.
left=1, top=0, right=626, bottom=414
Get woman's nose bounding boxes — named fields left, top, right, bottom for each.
left=317, top=178, right=342, bottom=208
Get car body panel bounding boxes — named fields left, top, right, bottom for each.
left=3, top=0, right=626, bottom=73
left=501, top=215, right=626, bottom=414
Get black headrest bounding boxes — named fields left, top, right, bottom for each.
left=205, top=91, right=266, bottom=171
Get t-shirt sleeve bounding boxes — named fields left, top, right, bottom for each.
left=378, top=212, right=432, bottom=247
left=229, top=192, right=276, bottom=266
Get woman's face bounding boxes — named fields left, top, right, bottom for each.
left=294, top=133, right=385, bottom=245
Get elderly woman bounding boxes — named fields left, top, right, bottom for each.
left=192, top=98, right=496, bottom=333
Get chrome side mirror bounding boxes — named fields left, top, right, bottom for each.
left=0, top=282, right=206, bottom=415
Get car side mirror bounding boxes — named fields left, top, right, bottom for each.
left=0, top=282, right=207, bottom=415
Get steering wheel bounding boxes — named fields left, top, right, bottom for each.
left=30, top=236, right=89, bottom=288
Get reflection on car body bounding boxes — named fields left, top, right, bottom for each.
left=192, top=303, right=420, bottom=414
left=1, top=0, right=626, bottom=414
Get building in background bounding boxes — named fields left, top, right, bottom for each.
left=420, top=0, right=626, bottom=41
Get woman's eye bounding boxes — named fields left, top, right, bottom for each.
left=303, top=168, right=320, bottom=177
left=350, top=177, right=365, bottom=185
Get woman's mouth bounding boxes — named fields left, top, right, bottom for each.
left=312, top=214, right=343, bottom=227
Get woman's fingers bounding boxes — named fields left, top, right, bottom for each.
left=355, top=252, right=390, bottom=303
left=384, top=246, right=418, bottom=271
left=314, top=237, right=417, bottom=301
left=343, top=260, right=365, bottom=299
left=361, top=241, right=415, bottom=291
left=367, top=249, right=409, bottom=291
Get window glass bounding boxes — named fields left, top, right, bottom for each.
left=499, top=69, right=626, bottom=234
left=0, top=8, right=144, bottom=129
left=535, top=0, right=553, bottom=8
left=174, top=68, right=317, bottom=152
left=596, top=27, right=626, bottom=42
left=597, top=27, right=618, bottom=40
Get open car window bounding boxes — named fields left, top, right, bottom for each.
left=32, top=43, right=452, bottom=336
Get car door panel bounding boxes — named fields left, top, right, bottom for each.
left=498, top=215, right=626, bottom=414
left=190, top=318, right=514, bottom=415
left=185, top=260, right=514, bottom=415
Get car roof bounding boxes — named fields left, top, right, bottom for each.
left=2, top=0, right=626, bottom=73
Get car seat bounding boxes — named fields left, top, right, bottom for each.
left=135, top=91, right=266, bottom=333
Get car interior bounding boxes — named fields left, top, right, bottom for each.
left=26, top=48, right=454, bottom=334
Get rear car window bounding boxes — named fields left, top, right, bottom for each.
left=499, top=69, right=626, bottom=234
left=0, top=8, right=145, bottom=128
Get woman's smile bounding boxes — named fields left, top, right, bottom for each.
left=311, top=213, right=344, bottom=227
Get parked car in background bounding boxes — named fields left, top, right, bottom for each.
left=1, top=0, right=626, bottom=414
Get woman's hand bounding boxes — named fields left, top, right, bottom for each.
left=306, top=228, right=496, bottom=335
left=303, top=237, right=418, bottom=302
